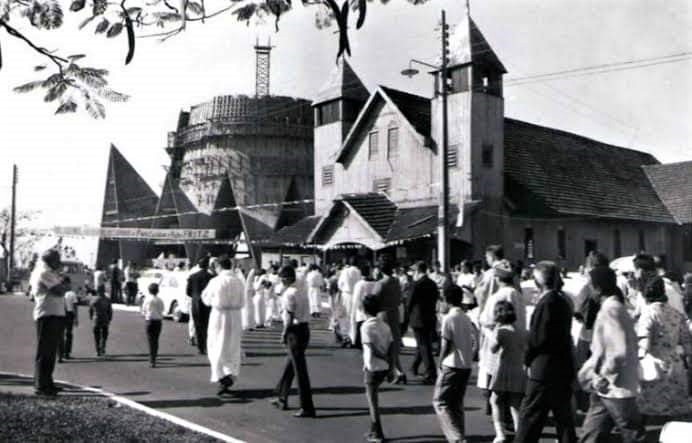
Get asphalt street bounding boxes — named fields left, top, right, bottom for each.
left=0, top=294, right=665, bottom=443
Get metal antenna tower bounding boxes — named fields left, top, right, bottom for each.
left=254, top=38, right=272, bottom=97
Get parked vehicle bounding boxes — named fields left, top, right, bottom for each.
left=61, top=259, right=91, bottom=303
left=137, top=269, right=190, bottom=322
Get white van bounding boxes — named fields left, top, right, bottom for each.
left=137, top=269, right=190, bottom=322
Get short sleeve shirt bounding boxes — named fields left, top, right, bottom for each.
left=282, top=286, right=311, bottom=324
left=361, top=317, right=393, bottom=371
left=441, top=307, right=476, bottom=369
left=64, top=291, right=79, bottom=312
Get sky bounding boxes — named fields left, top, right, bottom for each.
left=0, top=0, right=690, bottom=262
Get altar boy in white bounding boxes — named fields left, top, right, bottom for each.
left=202, top=256, right=245, bottom=396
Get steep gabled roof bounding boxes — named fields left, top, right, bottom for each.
left=262, top=215, right=323, bottom=247
left=313, top=58, right=370, bottom=105
left=444, top=16, right=506, bottom=73
left=643, top=161, right=692, bottom=224
left=341, top=193, right=397, bottom=238
left=504, top=118, right=674, bottom=223
left=336, top=87, right=431, bottom=163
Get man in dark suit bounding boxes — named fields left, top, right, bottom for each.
left=374, top=260, right=405, bottom=384
left=406, top=261, right=439, bottom=384
left=187, top=256, right=214, bottom=355
left=515, top=261, right=577, bottom=443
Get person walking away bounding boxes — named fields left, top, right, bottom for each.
left=433, top=285, right=477, bottom=443
left=30, top=249, right=68, bottom=396
left=268, top=265, right=283, bottom=323
left=635, top=276, right=692, bottom=418
left=374, top=261, right=406, bottom=384
left=338, top=257, right=362, bottom=347
left=201, top=256, right=245, bottom=396
left=123, top=261, right=139, bottom=306
left=515, top=261, right=577, bottom=443
left=351, top=264, right=376, bottom=349
left=141, top=283, right=165, bottom=367
left=108, top=259, right=123, bottom=304
left=579, top=267, right=646, bottom=443
left=187, top=257, right=214, bottom=355
left=93, top=265, right=106, bottom=295
left=89, top=286, right=113, bottom=357
left=360, top=295, right=395, bottom=443
left=407, top=261, right=439, bottom=384
left=242, top=267, right=257, bottom=331
left=253, top=269, right=271, bottom=328
left=271, top=265, right=316, bottom=417
left=306, top=264, right=325, bottom=318
left=477, top=259, right=526, bottom=410
left=487, top=301, right=527, bottom=443
left=58, top=277, right=79, bottom=362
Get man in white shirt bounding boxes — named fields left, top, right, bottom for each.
left=433, top=285, right=477, bottom=443
left=31, top=249, right=68, bottom=396
left=141, top=283, right=165, bottom=367
left=123, top=261, right=140, bottom=306
left=58, top=277, right=80, bottom=362
left=272, top=265, right=316, bottom=418
left=202, top=257, right=245, bottom=396
left=306, top=264, right=325, bottom=318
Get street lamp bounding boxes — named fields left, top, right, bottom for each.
left=401, top=10, right=451, bottom=273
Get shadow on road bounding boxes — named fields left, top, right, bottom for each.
left=313, top=404, right=479, bottom=419
left=140, top=396, right=250, bottom=408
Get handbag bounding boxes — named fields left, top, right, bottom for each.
left=638, top=353, right=664, bottom=382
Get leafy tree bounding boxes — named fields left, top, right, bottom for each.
left=0, top=0, right=430, bottom=118
left=0, top=208, right=46, bottom=268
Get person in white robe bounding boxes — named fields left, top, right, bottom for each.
left=337, top=258, right=362, bottom=346
left=267, top=266, right=282, bottom=323
left=305, top=264, right=325, bottom=318
left=202, top=257, right=245, bottom=396
left=253, top=269, right=271, bottom=327
left=242, top=268, right=257, bottom=331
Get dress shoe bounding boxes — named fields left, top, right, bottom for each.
left=270, top=398, right=288, bottom=410
left=34, top=389, right=57, bottom=397
left=217, top=387, right=232, bottom=397
left=50, top=385, right=64, bottom=393
left=393, top=374, right=407, bottom=385
left=293, top=409, right=316, bottom=418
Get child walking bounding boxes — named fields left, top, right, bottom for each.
left=89, top=287, right=112, bottom=357
left=141, top=283, right=165, bottom=368
left=58, top=277, right=79, bottom=362
left=488, top=300, right=527, bottom=443
left=360, top=295, right=394, bottom=443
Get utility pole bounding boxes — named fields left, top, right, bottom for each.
left=8, top=164, right=17, bottom=286
left=438, top=10, right=451, bottom=274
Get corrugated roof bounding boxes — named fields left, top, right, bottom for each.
left=262, top=215, right=323, bottom=247
left=504, top=118, right=675, bottom=223
left=341, top=193, right=397, bottom=238
left=643, top=161, right=692, bottom=224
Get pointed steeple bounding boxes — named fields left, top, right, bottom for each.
left=313, top=58, right=370, bottom=105
left=446, top=15, right=506, bottom=73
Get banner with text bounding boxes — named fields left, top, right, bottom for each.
left=53, top=226, right=216, bottom=240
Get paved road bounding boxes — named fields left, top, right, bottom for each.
left=0, top=294, right=665, bottom=442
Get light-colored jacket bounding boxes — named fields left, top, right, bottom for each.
left=590, top=295, right=640, bottom=398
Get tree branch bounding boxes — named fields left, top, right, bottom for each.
left=0, top=19, right=67, bottom=74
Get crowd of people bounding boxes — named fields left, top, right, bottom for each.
left=27, top=244, right=692, bottom=443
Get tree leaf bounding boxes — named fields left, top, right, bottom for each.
left=55, top=100, right=77, bottom=114
left=70, top=0, right=86, bottom=12
left=95, top=87, right=129, bottom=102
left=124, top=13, right=135, bottom=65
left=39, top=1, right=63, bottom=30
left=34, top=65, right=46, bottom=71
left=67, top=54, right=86, bottom=61
left=13, top=80, right=45, bottom=93
left=44, top=82, right=67, bottom=102
left=85, top=98, right=106, bottom=119
left=95, top=18, right=109, bottom=34
left=92, top=0, right=107, bottom=16
left=106, top=22, right=123, bottom=38
left=186, top=1, right=203, bottom=15
left=78, top=15, right=96, bottom=30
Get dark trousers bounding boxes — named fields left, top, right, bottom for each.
left=110, top=282, right=122, bottom=304
left=515, top=379, right=577, bottom=443
left=412, top=327, right=436, bottom=379
left=191, top=298, right=210, bottom=354
left=276, top=323, right=315, bottom=412
left=580, top=394, right=646, bottom=443
left=365, top=369, right=389, bottom=438
left=433, top=366, right=472, bottom=442
left=125, top=282, right=138, bottom=305
left=34, top=316, right=64, bottom=390
left=58, top=312, right=75, bottom=358
left=146, top=320, right=162, bottom=363
left=93, top=323, right=109, bottom=354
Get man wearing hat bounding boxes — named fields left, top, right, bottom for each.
left=187, top=256, right=214, bottom=355
left=30, top=249, right=68, bottom=396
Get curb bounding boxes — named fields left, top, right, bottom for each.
left=0, top=371, right=244, bottom=443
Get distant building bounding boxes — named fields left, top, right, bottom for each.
left=267, top=15, right=691, bottom=272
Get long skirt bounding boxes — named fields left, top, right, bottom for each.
left=207, top=308, right=243, bottom=382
